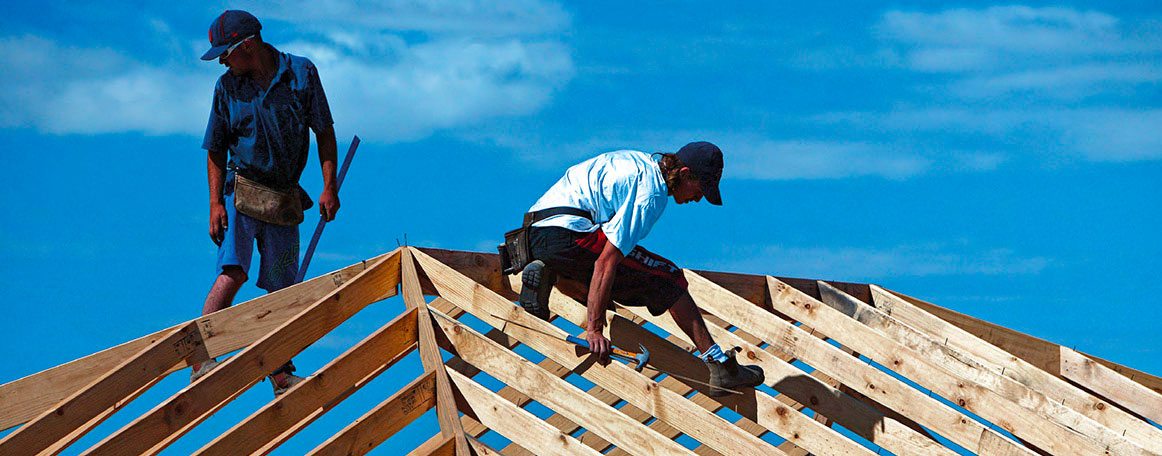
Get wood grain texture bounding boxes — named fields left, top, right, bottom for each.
left=403, top=248, right=471, bottom=456
left=428, top=307, right=697, bottom=456
left=867, top=285, right=1162, bottom=452
left=1061, top=346, right=1162, bottom=426
left=308, top=371, right=438, bottom=456
left=0, top=251, right=394, bottom=433
left=776, top=278, right=1154, bottom=456
left=76, top=252, right=401, bottom=456
left=448, top=369, right=603, bottom=456
left=683, top=270, right=1038, bottom=456
left=192, top=308, right=419, bottom=456
left=0, top=323, right=202, bottom=455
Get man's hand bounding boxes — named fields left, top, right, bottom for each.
left=319, top=187, right=340, bottom=222
left=209, top=202, right=228, bottom=246
left=586, top=328, right=612, bottom=365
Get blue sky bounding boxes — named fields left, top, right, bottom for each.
left=1, top=1, right=1159, bottom=454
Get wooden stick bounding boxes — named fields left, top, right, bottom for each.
left=402, top=248, right=471, bottom=456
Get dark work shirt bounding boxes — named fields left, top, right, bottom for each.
left=202, top=44, right=333, bottom=191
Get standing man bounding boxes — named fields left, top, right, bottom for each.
left=518, top=142, right=765, bottom=396
left=192, top=10, right=340, bottom=396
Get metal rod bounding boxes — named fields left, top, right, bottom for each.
left=296, top=135, right=360, bottom=283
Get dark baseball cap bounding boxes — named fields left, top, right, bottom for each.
left=676, top=141, right=724, bottom=205
left=201, top=10, right=262, bottom=61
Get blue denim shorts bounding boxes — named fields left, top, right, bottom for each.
left=217, top=193, right=300, bottom=292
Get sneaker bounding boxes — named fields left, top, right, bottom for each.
left=705, top=352, right=765, bottom=397
left=519, top=260, right=556, bottom=321
left=271, top=373, right=305, bottom=396
left=189, top=358, right=220, bottom=383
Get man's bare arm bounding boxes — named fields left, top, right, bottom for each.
left=315, top=124, right=339, bottom=221
left=586, top=237, right=624, bottom=364
left=207, top=149, right=229, bottom=245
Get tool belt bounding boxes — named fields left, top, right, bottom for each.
left=233, top=174, right=312, bottom=226
left=498, top=207, right=593, bottom=275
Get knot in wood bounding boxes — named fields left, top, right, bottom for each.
left=1095, top=403, right=1106, bottom=410
left=746, top=350, right=758, bottom=360
left=958, top=399, right=967, bottom=407
left=775, top=406, right=788, bottom=416
left=809, top=396, right=819, bottom=406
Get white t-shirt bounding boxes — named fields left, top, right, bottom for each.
left=529, top=150, right=669, bottom=256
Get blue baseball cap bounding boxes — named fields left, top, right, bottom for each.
left=201, top=10, right=262, bottom=61
left=676, top=141, right=724, bottom=205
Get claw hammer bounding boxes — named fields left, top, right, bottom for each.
left=490, top=314, right=650, bottom=371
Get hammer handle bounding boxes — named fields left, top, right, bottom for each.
left=565, top=335, right=641, bottom=361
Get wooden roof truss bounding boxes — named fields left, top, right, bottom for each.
left=1, top=247, right=1159, bottom=455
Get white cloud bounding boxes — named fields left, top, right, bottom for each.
left=951, top=63, right=1162, bottom=100
left=463, top=128, right=934, bottom=180
left=801, top=6, right=1162, bottom=164
left=0, top=0, right=574, bottom=139
left=718, top=242, right=1052, bottom=281
left=247, top=0, right=571, bottom=36
left=878, top=6, right=1141, bottom=66
left=723, top=139, right=930, bottom=180
left=874, top=6, right=1162, bottom=95
left=820, top=108, right=1162, bottom=162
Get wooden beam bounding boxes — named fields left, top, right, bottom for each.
left=425, top=306, right=699, bottom=456
left=309, top=371, right=438, bottom=456
left=616, top=302, right=958, bottom=456
left=0, top=251, right=393, bottom=433
left=76, top=252, right=401, bottom=456
left=447, top=369, right=603, bottom=456
left=406, top=434, right=455, bottom=456
left=536, top=279, right=877, bottom=456
left=1061, top=346, right=1162, bottom=425
left=0, top=323, right=203, bottom=455
left=885, top=288, right=1162, bottom=396
left=682, top=270, right=1038, bottom=456
left=866, top=285, right=1162, bottom=452
left=402, top=248, right=471, bottom=456
left=192, top=307, right=419, bottom=456
left=771, top=277, right=1153, bottom=456
left=465, top=436, right=503, bottom=456
left=413, top=248, right=785, bottom=456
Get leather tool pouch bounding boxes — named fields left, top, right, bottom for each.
left=233, top=174, right=305, bottom=226
left=498, top=212, right=536, bottom=275
left=498, top=207, right=593, bottom=275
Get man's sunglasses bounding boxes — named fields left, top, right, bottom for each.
left=221, top=35, right=254, bottom=60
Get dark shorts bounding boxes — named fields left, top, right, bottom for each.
left=529, top=226, right=688, bottom=316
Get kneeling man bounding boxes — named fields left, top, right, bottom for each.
left=518, top=142, right=764, bottom=396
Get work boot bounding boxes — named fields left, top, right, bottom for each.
left=189, top=358, right=220, bottom=383
left=519, top=260, right=556, bottom=321
left=705, top=352, right=765, bottom=397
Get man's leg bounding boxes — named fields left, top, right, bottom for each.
left=615, top=245, right=766, bottom=397
left=202, top=266, right=247, bottom=315
left=667, top=292, right=715, bottom=352
left=194, top=195, right=256, bottom=382
left=257, top=220, right=303, bottom=394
